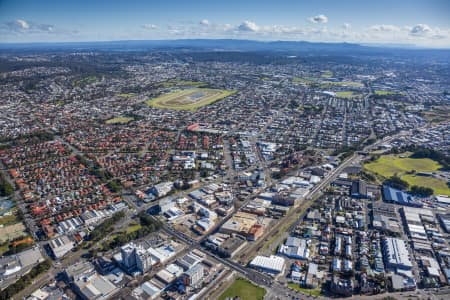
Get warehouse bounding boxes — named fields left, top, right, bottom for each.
left=278, top=236, right=310, bottom=260
left=383, top=186, right=422, bottom=207
left=382, top=237, right=413, bottom=270
left=249, top=255, right=286, bottom=274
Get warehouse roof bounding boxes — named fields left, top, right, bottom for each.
left=250, top=255, right=285, bottom=273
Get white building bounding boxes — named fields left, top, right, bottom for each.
left=150, top=182, right=174, bottom=198
left=278, top=237, right=310, bottom=260
left=183, top=263, right=204, bottom=286
left=121, top=243, right=137, bottom=270
left=249, top=255, right=285, bottom=274
left=49, top=235, right=74, bottom=258
left=136, top=248, right=153, bottom=273
left=383, top=237, right=413, bottom=270
left=133, top=281, right=161, bottom=300
left=120, top=242, right=176, bottom=273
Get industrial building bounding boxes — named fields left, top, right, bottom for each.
left=382, top=237, right=413, bottom=270
left=204, top=233, right=247, bottom=257
left=383, top=186, right=422, bottom=207
left=249, top=255, right=286, bottom=274
left=401, top=207, right=434, bottom=241
left=65, top=262, right=119, bottom=300
left=220, top=211, right=258, bottom=238
left=278, top=236, right=310, bottom=260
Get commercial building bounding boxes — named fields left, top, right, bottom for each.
left=182, top=263, right=204, bottom=286
left=0, top=246, right=45, bottom=289
left=278, top=236, right=310, bottom=260
left=49, top=235, right=74, bottom=258
left=73, top=272, right=118, bottom=300
left=247, top=224, right=264, bottom=241
left=204, top=233, right=247, bottom=258
left=132, top=281, right=161, bottom=300
left=383, top=186, right=422, bottom=207
left=177, top=252, right=203, bottom=271
left=220, top=211, right=258, bottom=238
left=150, top=182, right=173, bottom=198
left=119, top=241, right=177, bottom=274
left=249, top=255, right=286, bottom=275
left=65, top=262, right=118, bottom=300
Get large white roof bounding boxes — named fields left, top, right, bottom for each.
left=250, top=255, right=285, bottom=273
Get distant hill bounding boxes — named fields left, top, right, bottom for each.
left=0, top=39, right=449, bottom=57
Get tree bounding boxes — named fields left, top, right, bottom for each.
left=289, top=99, right=299, bottom=109
left=384, top=175, right=409, bottom=190
left=0, top=173, right=13, bottom=197
left=410, top=185, right=433, bottom=197
left=106, top=179, right=122, bottom=193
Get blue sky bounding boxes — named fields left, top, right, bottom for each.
left=1, top=0, right=449, bottom=47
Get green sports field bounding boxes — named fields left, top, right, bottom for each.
left=219, top=278, right=266, bottom=300
left=146, top=88, right=235, bottom=111
left=288, top=283, right=322, bottom=297
left=320, top=81, right=364, bottom=88
left=364, top=153, right=450, bottom=195
left=335, top=91, right=362, bottom=99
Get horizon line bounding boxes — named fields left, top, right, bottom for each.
left=0, top=38, right=449, bottom=50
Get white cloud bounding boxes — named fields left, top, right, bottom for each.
left=369, top=24, right=400, bottom=32
left=3, top=19, right=60, bottom=35
left=200, top=19, right=210, bottom=26
left=238, top=20, right=259, bottom=32
left=16, top=19, right=29, bottom=29
left=223, top=24, right=233, bottom=31
left=308, top=14, right=328, bottom=24
left=147, top=19, right=450, bottom=47
left=142, top=24, right=157, bottom=30
left=410, top=24, right=432, bottom=36
left=342, top=23, right=351, bottom=30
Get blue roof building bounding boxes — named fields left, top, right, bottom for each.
left=383, top=186, right=422, bottom=207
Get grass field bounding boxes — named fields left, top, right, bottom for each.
left=118, top=93, right=136, bottom=98
left=0, top=213, right=17, bottom=226
left=421, top=106, right=450, bottom=124
left=146, top=88, right=235, bottom=111
left=335, top=91, right=362, bottom=99
left=288, top=283, right=322, bottom=297
left=364, top=153, right=450, bottom=195
left=292, top=77, right=317, bottom=85
left=126, top=223, right=142, bottom=233
left=402, top=175, right=450, bottom=196
left=374, top=90, right=397, bottom=95
left=74, top=76, right=97, bottom=87
left=105, top=117, right=134, bottom=124
left=321, top=81, right=364, bottom=88
left=0, top=222, right=27, bottom=243
left=162, top=80, right=206, bottom=88
left=219, top=278, right=266, bottom=300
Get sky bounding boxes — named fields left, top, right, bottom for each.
left=0, top=0, right=449, bottom=47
